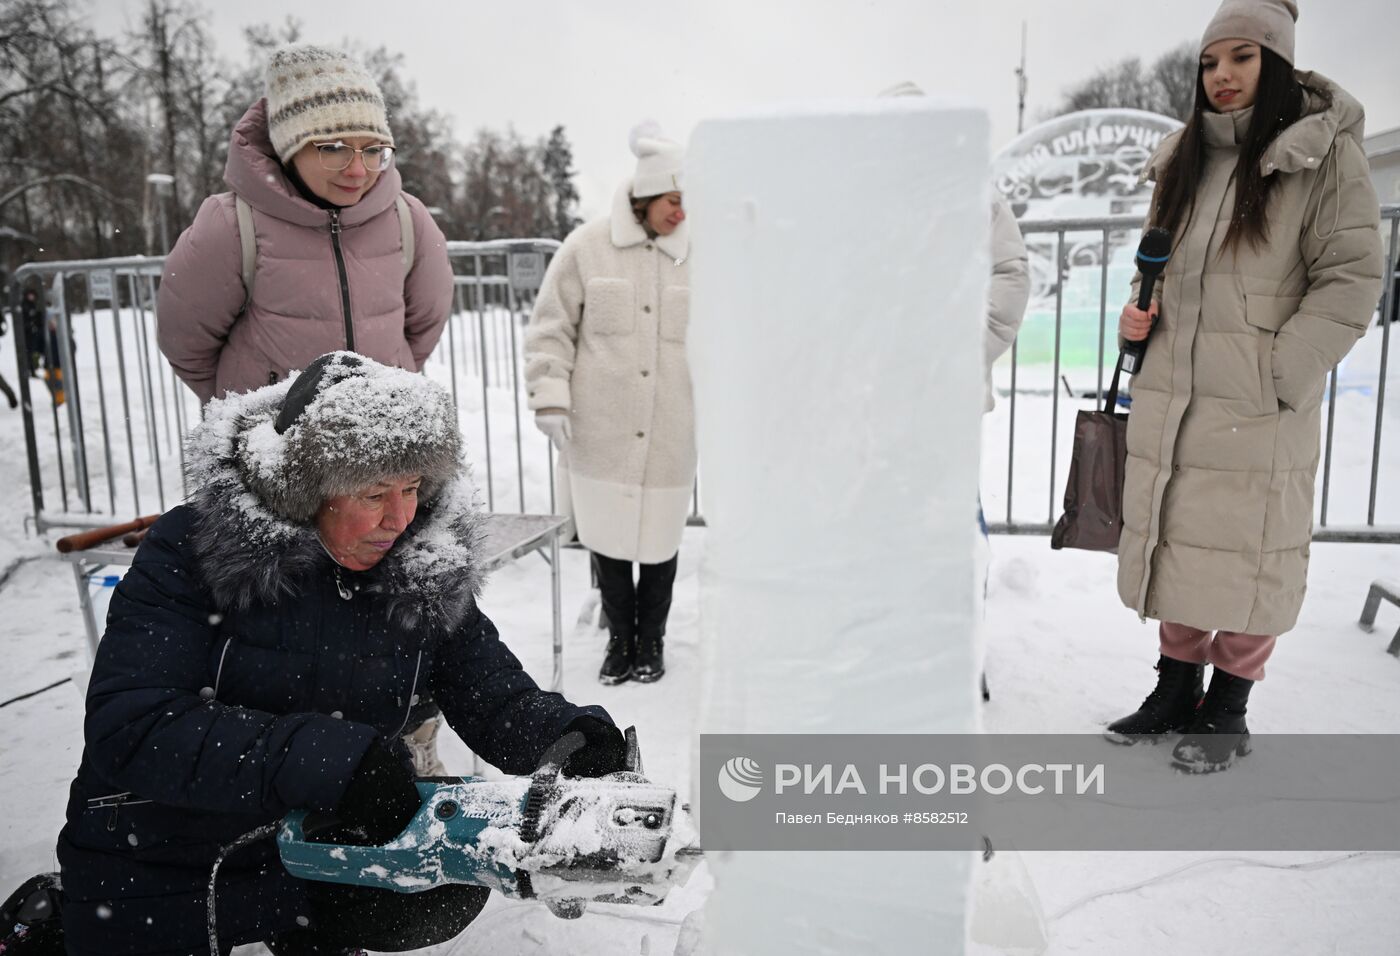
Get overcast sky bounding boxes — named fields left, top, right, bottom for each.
left=95, top=0, right=1400, bottom=220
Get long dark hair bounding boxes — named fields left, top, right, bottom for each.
left=1151, top=47, right=1317, bottom=253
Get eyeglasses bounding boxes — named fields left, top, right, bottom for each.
left=314, top=142, right=396, bottom=172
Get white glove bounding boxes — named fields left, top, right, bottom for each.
left=535, top=412, right=572, bottom=452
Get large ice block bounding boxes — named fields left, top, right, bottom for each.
left=687, top=101, right=990, bottom=953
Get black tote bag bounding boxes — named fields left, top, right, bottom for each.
left=1051, top=355, right=1129, bottom=553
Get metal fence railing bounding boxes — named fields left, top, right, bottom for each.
left=990, top=203, right=1399, bottom=544
left=8, top=207, right=1398, bottom=543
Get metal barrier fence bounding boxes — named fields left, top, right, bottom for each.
left=7, top=240, right=571, bottom=534
left=8, top=208, right=1398, bottom=541
left=989, top=204, right=1398, bottom=543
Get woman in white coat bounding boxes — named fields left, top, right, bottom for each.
left=525, top=124, right=694, bottom=685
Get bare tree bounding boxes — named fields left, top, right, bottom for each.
left=0, top=0, right=144, bottom=271
left=126, top=0, right=234, bottom=234
left=0, top=4, right=584, bottom=275
left=1052, top=42, right=1199, bottom=120
left=1153, top=44, right=1201, bottom=121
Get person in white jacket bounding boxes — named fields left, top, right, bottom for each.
left=985, top=192, right=1031, bottom=415
left=524, top=123, right=695, bottom=686
left=878, top=82, right=1031, bottom=417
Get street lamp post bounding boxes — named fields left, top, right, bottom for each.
left=146, top=173, right=174, bottom=254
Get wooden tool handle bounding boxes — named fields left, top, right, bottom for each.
left=56, top=514, right=160, bottom=553
left=121, top=527, right=152, bottom=548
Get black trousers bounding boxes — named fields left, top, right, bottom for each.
left=265, top=882, right=489, bottom=955
left=58, top=878, right=486, bottom=956
left=592, top=551, right=679, bottom=641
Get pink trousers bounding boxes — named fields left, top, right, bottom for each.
left=1158, top=621, right=1277, bottom=682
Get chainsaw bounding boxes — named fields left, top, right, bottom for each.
left=277, top=727, right=701, bottom=919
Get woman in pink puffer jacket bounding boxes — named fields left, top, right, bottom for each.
left=157, top=45, right=453, bottom=404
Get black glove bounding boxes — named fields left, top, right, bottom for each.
left=555, top=716, right=627, bottom=778
left=323, top=740, right=421, bottom=846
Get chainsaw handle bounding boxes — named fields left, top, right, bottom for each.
left=533, top=731, right=585, bottom=778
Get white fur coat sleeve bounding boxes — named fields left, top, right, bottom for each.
left=525, top=235, right=587, bottom=412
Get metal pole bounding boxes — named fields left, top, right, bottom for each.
left=505, top=272, right=526, bottom=513
left=1097, top=229, right=1109, bottom=399
left=155, top=183, right=171, bottom=255
left=499, top=286, right=509, bottom=387
left=1367, top=215, right=1398, bottom=525
left=72, top=561, right=102, bottom=655
left=171, top=366, right=188, bottom=498
left=475, top=258, right=495, bottom=511
left=128, top=275, right=156, bottom=466
left=8, top=272, right=46, bottom=519
left=140, top=273, right=173, bottom=457
left=51, top=396, right=68, bottom=513
left=547, top=440, right=555, bottom=514
left=54, top=273, right=92, bottom=511
left=1320, top=367, right=1338, bottom=526
left=470, top=277, right=483, bottom=379
left=111, top=304, right=142, bottom=515
left=1015, top=21, right=1028, bottom=136
left=1006, top=337, right=1017, bottom=525
left=445, top=288, right=459, bottom=408
left=550, top=530, right=564, bottom=693
left=88, top=308, right=116, bottom=515
left=132, top=275, right=165, bottom=510
left=1049, top=230, right=1065, bottom=522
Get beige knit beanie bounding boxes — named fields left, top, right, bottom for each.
left=629, top=120, right=685, bottom=198
left=1200, top=0, right=1299, bottom=65
left=265, top=45, right=393, bottom=165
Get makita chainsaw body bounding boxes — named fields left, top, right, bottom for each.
left=278, top=730, right=700, bottom=918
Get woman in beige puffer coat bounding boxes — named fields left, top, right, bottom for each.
left=525, top=124, right=694, bottom=687
left=1105, top=0, right=1382, bottom=773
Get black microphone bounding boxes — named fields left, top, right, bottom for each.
left=1120, top=227, right=1172, bottom=375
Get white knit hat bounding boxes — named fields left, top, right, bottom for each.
left=265, top=45, right=393, bottom=164
left=1200, top=0, right=1299, bottom=65
left=629, top=120, right=684, bottom=198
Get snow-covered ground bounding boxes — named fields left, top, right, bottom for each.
left=1, top=311, right=1399, bottom=953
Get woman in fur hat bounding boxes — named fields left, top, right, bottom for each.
left=525, top=123, right=695, bottom=686
left=1108, top=0, right=1382, bottom=771
left=51, top=353, right=625, bottom=954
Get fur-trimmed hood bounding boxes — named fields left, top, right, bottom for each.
left=184, top=377, right=485, bottom=635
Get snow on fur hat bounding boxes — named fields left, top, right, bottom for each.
left=1200, top=0, right=1298, bottom=65
left=236, top=352, right=460, bottom=524
left=629, top=120, right=684, bottom=198
left=265, top=45, right=393, bottom=164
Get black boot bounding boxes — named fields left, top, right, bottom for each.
left=1104, top=655, right=1205, bottom=744
left=598, top=631, right=634, bottom=685
left=1171, top=668, right=1253, bottom=773
left=632, top=634, right=665, bottom=683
